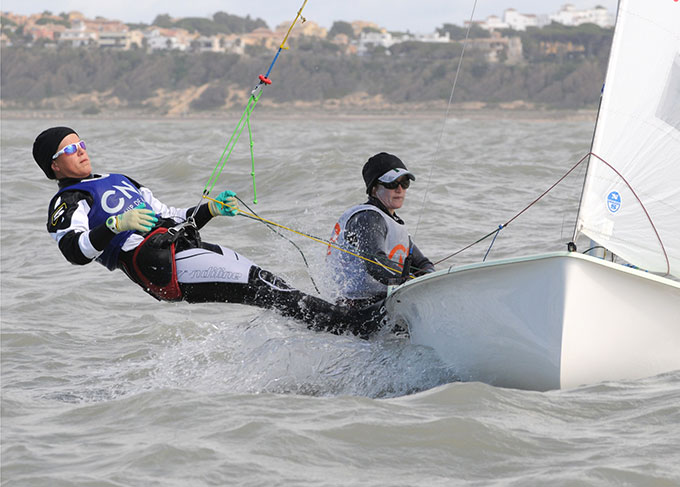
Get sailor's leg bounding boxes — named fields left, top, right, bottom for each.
left=175, top=244, right=253, bottom=303
left=174, top=245, right=382, bottom=337
left=246, top=268, right=384, bottom=338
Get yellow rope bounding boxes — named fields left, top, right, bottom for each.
left=279, top=0, right=308, bottom=49
left=194, top=2, right=411, bottom=280
left=203, top=195, right=406, bottom=275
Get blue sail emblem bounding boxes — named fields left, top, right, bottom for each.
left=607, top=191, right=621, bottom=213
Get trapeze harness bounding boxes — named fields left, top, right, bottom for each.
left=326, top=204, right=410, bottom=301
left=55, top=174, right=253, bottom=302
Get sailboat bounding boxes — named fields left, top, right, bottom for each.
left=384, top=0, right=680, bottom=391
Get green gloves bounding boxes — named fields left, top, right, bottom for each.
left=106, top=204, right=158, bottom=234
left=209, top=190, right=239, bottom=217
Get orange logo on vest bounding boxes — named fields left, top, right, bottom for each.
left=327, top=223, right=341, bottom=255
left=388, top=244, right=408, bottom=268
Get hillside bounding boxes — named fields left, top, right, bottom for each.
left=0, top=25, right=614, bottom=116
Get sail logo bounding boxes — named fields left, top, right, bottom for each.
left=607, top=191, right=621, bottom=213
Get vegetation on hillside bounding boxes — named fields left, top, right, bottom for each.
left=0, top=18, right=614, bottom=112
left=151, top=12, right=268, bottom=35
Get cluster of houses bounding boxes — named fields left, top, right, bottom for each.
left=1, top=4, right=612, bottom=63
left=477, top=4, right=612, bottom=31
left=1, top=11, right=315, bottom=55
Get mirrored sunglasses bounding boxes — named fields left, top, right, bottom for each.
left=380, top=178, right=411, bottom=190
left=52, top=141, right=87, bottom=160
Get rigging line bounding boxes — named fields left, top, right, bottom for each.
left=247, top=117, right=257, bottom=204
left=235, top=196, right=322, bottom=295
left=190, top=0, right=309, bottom=219
left=203, top=195, right=410, bottom=277
left=433, top=152, right=591, bottom=266
left=267, top=0, right=309, bottom=75
left=571, top=79, right=608, bottom=242
left=503, top=152, right=590, bottom=228
left=413, top=0, right=479, bottom=239
left=483, top=225, right=504, bottom=262
left=432, top=227, right=502, bottom=266
left=204, top=94, right=261, bottom=198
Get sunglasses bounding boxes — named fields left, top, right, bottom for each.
left=52, top=141, right=87, bottom=160
left=380, top=178, right=411, bottom=190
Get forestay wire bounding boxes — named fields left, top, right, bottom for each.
left=413, top=0, right=479, bottom=239
left=432, top=152, right=592, bottom=266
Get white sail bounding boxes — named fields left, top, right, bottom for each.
left=576, top=0, right=680, bottom=276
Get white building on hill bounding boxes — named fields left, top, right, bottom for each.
left=476, top=9, right=545, bottom=31
left=357, top=31, right=395, bottom=54
left=504, top=9, right=540, bottom=31
left=476, top=5, right=613, bottom=31
left=483, top=15, right=508, bottom=30
left=549, top=4, right=614, bottom=28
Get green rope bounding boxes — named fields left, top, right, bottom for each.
left=202, top=90, right=263, bottom=197
left=247, top=115, right=257, bottom=204
left=188, top=0, right=309, bottom=223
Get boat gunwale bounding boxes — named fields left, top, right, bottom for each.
left=387, top=251, right=680, bottom=299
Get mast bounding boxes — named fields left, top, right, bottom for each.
left=571, top=0, right=623, bottom=247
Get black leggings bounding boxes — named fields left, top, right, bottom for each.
left=180, top=266, right=380, bottom=337
left=121, top=241, right=382, bottom=338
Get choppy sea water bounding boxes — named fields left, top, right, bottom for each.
left=2, top=113, right=679, bottom=486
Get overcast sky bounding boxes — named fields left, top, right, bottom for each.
left=3, top=1, right=619, bottom=33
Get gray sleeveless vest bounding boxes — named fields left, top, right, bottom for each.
left=326, top=204, right=410, bottom=300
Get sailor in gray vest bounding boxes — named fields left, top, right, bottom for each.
left=326, top=152, right=435, bottom=307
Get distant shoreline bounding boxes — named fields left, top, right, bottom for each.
left=1, top=105, right=598, bottom=123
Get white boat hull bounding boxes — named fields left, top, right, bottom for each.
left=385, top=252, right=680, bottom=391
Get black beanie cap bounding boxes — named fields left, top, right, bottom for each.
left=32, top=126, right=78, bottom=179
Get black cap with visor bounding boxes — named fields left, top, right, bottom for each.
left=361, top=152, right=415, bottom=194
